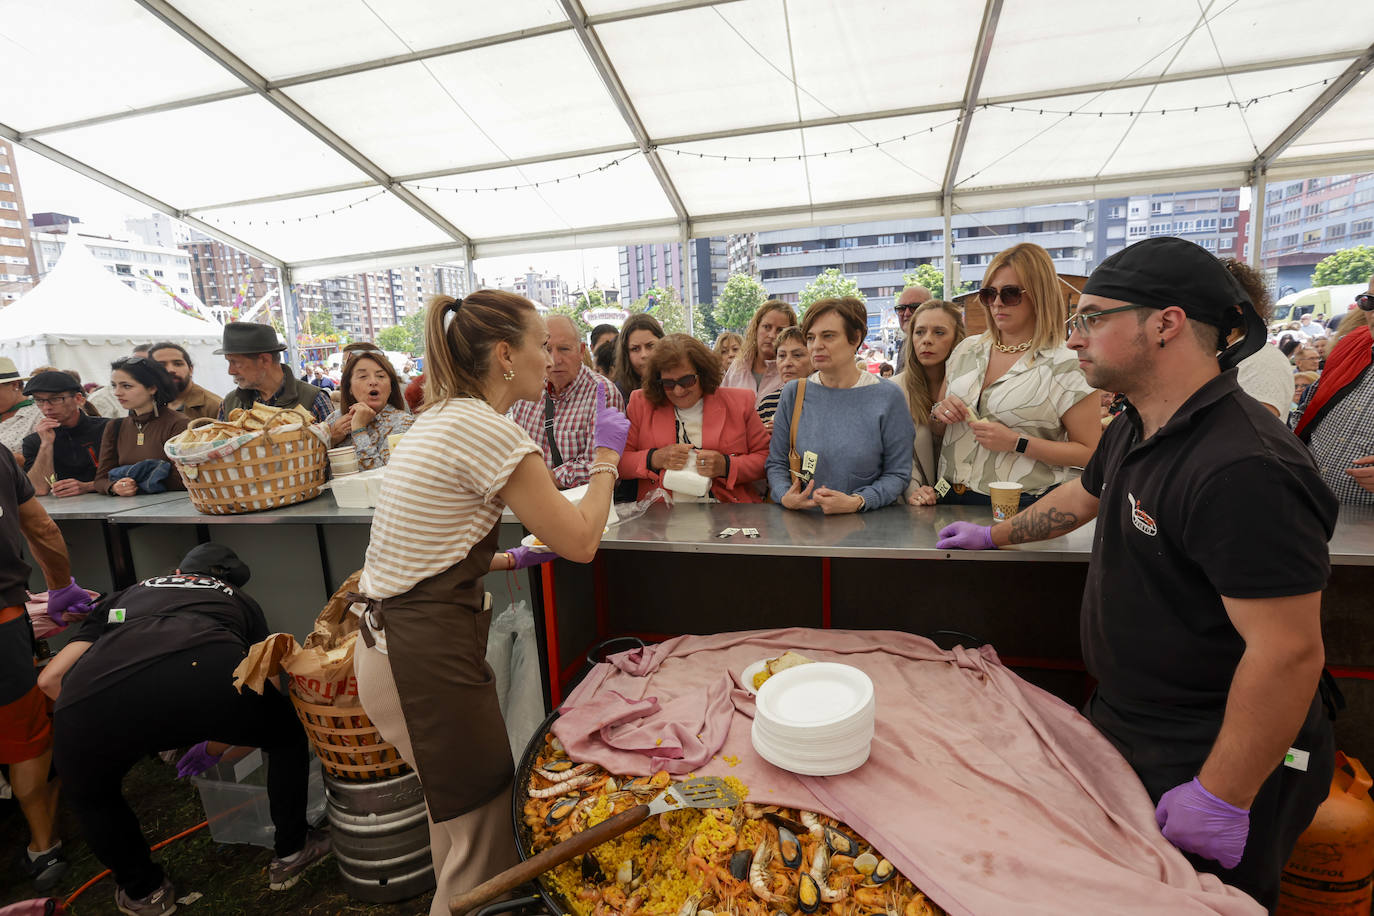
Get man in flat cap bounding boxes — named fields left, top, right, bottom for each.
left=937, top=237, right=1336, bottom=909
left=21, top=371, right=110, bottom=496
left=214, top=322, right=332, bottom=423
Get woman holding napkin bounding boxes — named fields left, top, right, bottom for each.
left=619, top=334, right=770, bottom=503
left=94, top=357, right=188, bottom=496
left=326, top=350, right=413, bottom=469
left=353, top=290, right=629, bottom=913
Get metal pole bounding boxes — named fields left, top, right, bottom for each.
left=462, top=244, right=475, bottom=296
left=943, top=194, right=954, bottom=299
left=681, top=225, right=694, bottom=336
left=1248, top=171, right=1266, bottom=270
left=281, top=267, right=300, bottom=374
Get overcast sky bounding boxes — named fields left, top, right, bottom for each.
left=13, top=145, right=623, bottom=291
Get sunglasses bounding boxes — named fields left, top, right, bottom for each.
left=1357, top=293, right=1374, bottom=311
left=657, top=373, right=698, bottom=390
left=895, top=304, right=919, bottom=313
left=978, top=285, right=1027, bottom=307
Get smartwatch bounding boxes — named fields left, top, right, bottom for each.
left=1015, top=436, right=1029, bottom=454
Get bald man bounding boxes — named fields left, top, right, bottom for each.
left=894, top=285, right=933, bottom=373
left=507, top=315, right=626, bottom=488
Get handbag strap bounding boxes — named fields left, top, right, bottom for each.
left=788, top=379, right=807, bottom=455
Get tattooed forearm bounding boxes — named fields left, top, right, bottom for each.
left=1006, top=506, right=1079, bottom=544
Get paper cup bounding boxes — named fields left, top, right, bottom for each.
left=988, top=481, right=1023, bottom=521
left=328, top=446, right=359, bottom=477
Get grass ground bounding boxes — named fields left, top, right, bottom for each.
left=0, top=757, right=433, bottom=915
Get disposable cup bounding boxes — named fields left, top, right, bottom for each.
left=328, top=446, right=359, bottom=477
left=988, top=480, right=1023, bottom=521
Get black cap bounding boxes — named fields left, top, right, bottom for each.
left=178, top=544, right=251, bottom=587
left=1082, top=236, right=1265, bottom=370
left=23, top=370, right=83, bottom=395
left=215, top=321, right=287, bottom=355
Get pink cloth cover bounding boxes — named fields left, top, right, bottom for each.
left=26, top=588, right=97, bottom=640
left=552, top=627, right=1262, bottom=916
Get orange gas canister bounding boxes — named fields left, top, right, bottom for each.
left=1277, top=751, right=1374, bottom=916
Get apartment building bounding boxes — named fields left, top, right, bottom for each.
left=0, top=139, right=39, bottom=306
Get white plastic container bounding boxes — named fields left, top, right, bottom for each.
left=332, top=468, right=386, bottom=508
left=192, top=750, right=326, bottom=848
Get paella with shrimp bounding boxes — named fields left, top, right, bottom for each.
left=523, top=733, right=945, bottom=916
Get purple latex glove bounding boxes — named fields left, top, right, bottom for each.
left=935, top=522, right=997, bottom=550
left=1156, top=777, right=1250, bottom=869
left=46, top=578, right=94, bottom=626
left=176, top=741, right=223, bottom=778
left=507, top=546, right=557, bottom=570
left=592, top=381, right=629, bottom=455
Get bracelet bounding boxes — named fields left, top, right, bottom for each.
left=589, top=463, right=619, bottom=481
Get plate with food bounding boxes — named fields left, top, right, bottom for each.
left=740, top=649, right=814, bottom=694
left=520, top=527, right=610, bottom=553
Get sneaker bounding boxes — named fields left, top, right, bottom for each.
left=18, top=846, right=68, bottom=892
left=114, top=877, right=178, bottom=915
left=268, top=828, right=332, bottom=891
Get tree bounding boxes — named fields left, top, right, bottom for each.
left=574, top=288, right=607, bottom=311
left=899, top=264, right=975, bottom=303
left=375, top=325, right=411, bottom=352
left=303, top=308, right=337, bottom=338
left=1312, top=245, right=1374, bottom=287
left=799, top=268, right=864, bottom=313
left=403, top=307, right=426, bottom=356
left=713, top=274, right=768, bottom=332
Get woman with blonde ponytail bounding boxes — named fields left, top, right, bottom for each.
left=353, top=290, right=630, bottom=912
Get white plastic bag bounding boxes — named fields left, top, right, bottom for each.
left=485, top=601, right=546, bottom=760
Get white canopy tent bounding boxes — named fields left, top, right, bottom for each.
left=2, top=0, right=1372, bottom=297
left=0, top=237, right=229, bottom=395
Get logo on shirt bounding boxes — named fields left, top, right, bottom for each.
left=1126, top=492, right=1157, bottom=537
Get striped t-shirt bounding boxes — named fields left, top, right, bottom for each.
left=360, top=397, right=540, bottom=600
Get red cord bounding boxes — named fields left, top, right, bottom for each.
left=64, top=820, right=208, bottom=908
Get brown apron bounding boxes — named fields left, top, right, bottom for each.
left=363, top=523, right=510, bottom=823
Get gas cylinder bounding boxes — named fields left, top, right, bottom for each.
left=1276, top=751, right=1374, bottom=915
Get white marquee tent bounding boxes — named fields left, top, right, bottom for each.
left=1, top=0, right=1372, bottom=295
left=0, top=237, right=229, bottom=395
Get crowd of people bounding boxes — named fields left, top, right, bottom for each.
left=2, top=234, right=1373, bottom=913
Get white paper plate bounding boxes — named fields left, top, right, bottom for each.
left=756, top=662, right=874, bottom=730
left=739, top=659, right=769, bottom=694
left=520, top=534, right=553, bottom=553
left=751, top=719, right=872, bottom=776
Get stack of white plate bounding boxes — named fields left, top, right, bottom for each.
left=751, top=662, right=875, bottom=776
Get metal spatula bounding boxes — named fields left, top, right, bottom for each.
left=449, top=776, right=740, bottom=915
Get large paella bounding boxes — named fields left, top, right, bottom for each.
left=522, top=732, right=945, bottom=916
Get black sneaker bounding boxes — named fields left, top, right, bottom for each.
left=18, top=846, right=68, bottom=892
left=268, top=828, right=332, bottom=891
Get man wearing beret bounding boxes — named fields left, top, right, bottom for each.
left=938, top=236, right=1337, bottom=909
left=214, top=322, right=332, bottom=423
left=21, top=371, right=110, bottom=497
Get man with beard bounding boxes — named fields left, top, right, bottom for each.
left=149, top=341, right=222, bottom=421
left=21, top=371, right=109, bottom=496
left=935, top=237, right=1337, bottom=910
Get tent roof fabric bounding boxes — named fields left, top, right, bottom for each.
left=0, top=236, right=220, bottom=343
left=3, top=1, right=1372, bottom=278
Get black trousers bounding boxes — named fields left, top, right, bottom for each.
left=1087, top=690, right=1334, bottom=913
left=53, top=644, right=310, bottom=899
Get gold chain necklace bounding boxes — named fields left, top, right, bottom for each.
left=992, top=339, right=1031, bottom=353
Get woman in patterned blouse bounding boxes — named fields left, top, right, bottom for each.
left=327, top=350, right=414, bottom=469
left=930, top=242, right=1100, bottom=508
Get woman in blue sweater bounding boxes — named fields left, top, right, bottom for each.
left=766, top=297, right=914, bottom=513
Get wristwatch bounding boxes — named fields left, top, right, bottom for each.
left=1015, top=436, right=1029, bottom=454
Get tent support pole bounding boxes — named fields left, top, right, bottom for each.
left=682, top=224, right=694, bottom=337
left=281, top=268, right=300, bottom=374
left=1248, top=171, right=1267, bottom=271
left=943, top=195, right=954, bottom=301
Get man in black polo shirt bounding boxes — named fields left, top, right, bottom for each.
left=937, top=237, right=1337, bottom=909
left=21, top=371, right=109, bottom=497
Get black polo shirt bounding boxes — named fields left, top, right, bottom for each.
left=0, top=447, right=36, bottom=609
left=21, top=412, right=110, bottom=483
left=1079, top=370, right=1336, bottom=724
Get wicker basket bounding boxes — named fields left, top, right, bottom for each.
left=290, top=693, right=412, bottom=781
left=172, top=419, right=327, bottom=515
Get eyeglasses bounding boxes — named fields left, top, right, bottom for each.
left=1357, top=293, right=1374, bottom=311
left=1064, top=304, right=1149, bottom=338
left=32, top=395, right=74, bottom=407
left=977, top=285, right=1027, bottom=307
left=657, top=373, right=698, bottom=390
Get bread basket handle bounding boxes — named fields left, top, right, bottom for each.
left=187, top=416, right=218, bottom=430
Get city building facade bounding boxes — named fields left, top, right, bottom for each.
left=0, top=140, right=39, bottom=306
left=181, top=234, right=279, bottom=320
left=512, top=269, right=568, bottom=309
left=1260, top=172, right=1374, bottom=295
left=32, top=225, right=199, bottom=310
left=618, top=237, right=729, bottom=307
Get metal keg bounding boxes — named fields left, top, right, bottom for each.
left=324, top=770, right=435, bottom=903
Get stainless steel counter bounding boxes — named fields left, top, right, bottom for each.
left=35, top=491, right=189, bottom=520
left=107, top=494, right=374, bottom=526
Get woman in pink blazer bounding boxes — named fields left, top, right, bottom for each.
left=619, top=334, right=770, bottom=503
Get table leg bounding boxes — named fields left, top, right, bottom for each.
left=105, top=521, right=137, bottom=590
left=594, top=554, right=608, bottom=642
left=315, top=524, right=334, bottom=595
left=821, top=557, right=832, bottom=628
left=541, top=563, right=562, bottom=706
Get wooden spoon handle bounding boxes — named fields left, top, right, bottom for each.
left=448, top=804, right=651, bottom=914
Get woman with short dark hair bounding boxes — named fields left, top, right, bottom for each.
left=94, top=357, right=188, bottom=496
left=619, top=334, right=769, bottom=503
left=766, top=298, right=914, bottom=514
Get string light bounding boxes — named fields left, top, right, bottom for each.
left=656, top=115, right=966, bottom=163
left=982, top=76, right=1334, bottom=118
left=209, top=190, right=389, bottom=227
left=408, top=153, right=644, bottom=194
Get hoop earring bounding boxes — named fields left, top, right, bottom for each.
left=503, top=369, right=515, bottom=381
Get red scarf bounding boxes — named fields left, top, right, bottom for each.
left=1294, top=324, right=1373, bottom=442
